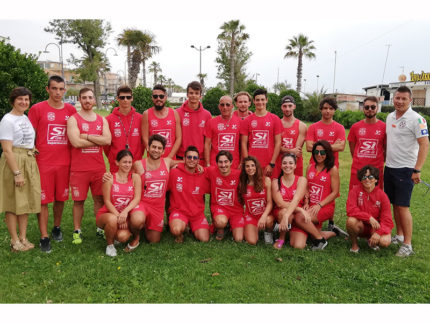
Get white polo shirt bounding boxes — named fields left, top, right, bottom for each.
left=386, top=107, right=428, bottom=168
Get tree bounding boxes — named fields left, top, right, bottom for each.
left=138, top=32, right=160, bottom=88
left=0, top=41, right=48, bottom=121
left=158, top=74, right=166, bottom=86
left=273, top=80, right=292, bottom=94
left=284, top=34, right=316, bottom=94
left=45, top=19, right=112, bottom=109
left=300, top=90, right=326, bottom=122
left=216, top=20, right=251, bottom=97
left=197, top=73, right=207, bottom=93
left=202, top=87, right=227, bottom=116
left=148, top=61, right=161, bottom=86
left=166, top=78, right=174, bottom=96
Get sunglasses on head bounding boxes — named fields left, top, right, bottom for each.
left=118, top=95, right=132, bottom=100
left=313, top=149, right=326, bottom=156
left=186, top=155, right=199, bottom=160
left=361, top=175, right=375, bottom=181
left=152, top=94, right=165, bottom=99
left=364, top=105, right=377, bottom=110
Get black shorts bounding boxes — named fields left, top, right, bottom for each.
left=384, top=166, right=414, bottom=207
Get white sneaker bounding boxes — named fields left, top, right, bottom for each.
left=106, top=244, right=117, bottom=257
left=391, top=235, right=404, bottom=245
left=396, top=243, right=414, bottom=257
left=264, top=232, right=274, bottom=244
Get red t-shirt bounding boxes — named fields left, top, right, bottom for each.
left=70, top=113, right=106, bottom=172
left=240, top=112, right=282, bottom=168
left=243, top=183, right=267, bottom=219
left=168, top=163, right=210, bottom=218
left=204, top=115, right=242, bottom=168
left=206, top=166, right=243, bottom=215
left=347, top=119, right=386, bottom=170
left=306, top=120, right=345, bottom=167
left=28, top=101, right=77, bottom=166
left=176, top=100, right=212, bottom=158
left=346, top=185, right=393, bottom=235
left=233, top=110, right=253, bottom=120
left=147, top=107, right=176, bottom=158
left=105, top=107, right=143, bottom=172
left=306, top=164, right=334, bottom=207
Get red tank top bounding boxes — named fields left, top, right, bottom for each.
left=279, top=175, right=303, bottom=206
left=71, top=113, right=105, bottom=172
left=110, top=173, right=135, bottom=212
left=307, top=164, right=334, bottom=207
left=148, top=107, right=176, bottom=157
left=140, top=158, right=169, bottom=211
left=243, top=183, right=267, bottom=218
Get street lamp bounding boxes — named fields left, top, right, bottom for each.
left=316, top=75, right=320, bottom=93
left=44, top=42, right=64, bottom=81
left=104, top=47, right=118, bottom=95
left=255, top=73, right=260, bottom=83
left=190, top=45, right=210, bottom=82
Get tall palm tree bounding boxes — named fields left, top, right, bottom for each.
left=217, top=20, right=249, bottom=97
left=138, top=32, right=160, bottom=87
left=197, top=73, right=207, bottom=93
left=166, top=78, right=174, bottom=96
left=158, top=74, right=166, bottom=85
left=148, top=61, right=162, bottom=86
left=284, top=34, right=316, bottom=94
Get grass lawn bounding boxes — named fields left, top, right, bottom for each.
left=1, top=126, right=430, bottom=304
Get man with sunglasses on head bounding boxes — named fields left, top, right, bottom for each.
left=348, top=96, right=386, bottom=191
left=105, top=86, right=143, bottom=172
left=204, top=95, right=241, bottom=169
left=142, top=84, right=182, bottom=159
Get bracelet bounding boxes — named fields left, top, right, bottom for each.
left=318, top=203, right=323, bottom=208
left=13, top=170, right=21, bottom=176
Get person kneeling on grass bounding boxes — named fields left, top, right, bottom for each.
left=272, top=153, right=327, bottom=250
left=238, top=156, right=273, bottom=245
left=96, top=150, right=142, bottom=257
left=346, top=165, right=393, bottom=253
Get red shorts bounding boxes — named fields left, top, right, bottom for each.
left=70, top=170, right=104, bottom=201
left=169, top=210, right=210, bottom=232
left=133, top=201, right=165, bottom=232
left=38, top=164, right=70, bottom=204
left=358, top=222, right=374, bottom=238
left=316, top=203, right=335, bottom=224
left=211, top=206, right=245, bottom=229
left=244, top=213, right=261, bottom=227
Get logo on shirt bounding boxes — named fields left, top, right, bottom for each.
left=177, top=177, right=183, bottom=183
left=144, top=180, right=166, bottom=198
left=359, top=128, right=366, bottom=136
left=215, top=187, right=234, bottom=206
left=47, top=124, right=67, bottom=145
left=317, top=129, right=324, bottom=137
left=422, top=129, right=429, bottom=135
left=290, top=130, right=296, bottom=135
left=282, top=137, right=293, bottom=149
left=375, top=200, right=381, bottom=208
left=113, top=196, right=131, bottom=211
left=399, top=120, right=406, bottom=129
left=329, top=131, right=335, bottom=137
left=199, top=120, right=206, bottom=127
left=247, top=198, right=266, bottom=215
left=167, top=120, right=172, bottom=126
left=153, top=129, right=172, bottom=146
left=151, top=120, right=158, bottom=127
left=218, top=133, right=236, bottom=150
left=184, top=112, right=190, bottom=117
left=358, top=139, right=378, bottom=158
left=96, top=125, right=102, bottom=131
left=265, top=122, right=271, bottom=127
left=217, top=123, right=225, bottom=131
left=128, top=186, right=133, bottom=192
left=183, top=118, right=190, bottom=126
left=232, top=124, right=238, bottom=130
left=320, top=176, right=327, bottom=182
left=132, top=128, right=139, bottom=136
left=114, top=128, right=121, bottom=137
left=113, top=184, right=119, bottom=192
left=82, top=123, right=89, bottom=132
left=251, top=120, right=258, bottom=128
left=176, top=183, right=183, bottom=192
left=216, top=177, right=223, bottom=186
left=47, top=112, right=55, bottom=121
left=230, top=180, right=237, bottom=186
left=192, top=186, right=200, bottom=195
left=375, top=130, right=382, bottom=135
left=309, top=183, right=323, bottom=204
left=114, top=122, right=120, bottom=127
left=251, top=130, right=269, bottom=148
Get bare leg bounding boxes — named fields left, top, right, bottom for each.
left=5, top=212, right=18, bottom=242
left=346, top=217, right=363, bottom=251
left=96, top=212, right=117, bottom=245
left=170, top=219, right=186, bottom=243
left=38, top=204, right=49, bottom=238
left=394, top=205, right=412, bottom=245
left=128, top=211, right=145, bottom=247
left=232, top=227, right=244, bottom=242
left=194, top=228, right=210, bottom=242
left=17, top=214, right=29, bottom=240
left=244, top=224, right=258, bottom=245
left=53, top=200, right=64, bottom=227
left=214, top=214, right=228, bottom=240
left=145, top=229, right=162, bottom=243
left=293, top=212, right=323, bottom=239
left=73, top=200, right=85, bottom=231
left=393, top=205, right=403, bottom=237
left=92, top=195, right=104, bottom=219
left=290, top=231, right=307, bottom=249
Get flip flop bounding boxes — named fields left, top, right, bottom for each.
left=124, top=242, right=140, bottom=253
left=273, top=239, right=285, bottom=250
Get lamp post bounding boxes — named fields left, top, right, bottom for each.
left=104, top=47, right=118, bottom=95
left=44, top=42, right=64, bottom=81
left=255, top=73, right=260, bottom=84
left=190, top=45, right=210, bottom=83
left=316, top=75, right=320, bottom=93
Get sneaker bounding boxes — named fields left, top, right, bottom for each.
left=51, top=226, right=63, bottom=242
left=72, top=231, right=82, bottom=245
left=331, top=224, right=349, bottom=238
left=96, top=227, right=105, bottom=239
left=396, top=243, right=414, bottom=257
left=273, top=223, right=279, bottom=233
left=327, top=220, right=335, bottom=231
left=312, top=238, right=328, bottom=250
left=264, top=232, right=274, bottom=244
left=368, top=240, right=380, bottom=251
left=39, top=237, right=52, bottom=253
left=106, top=245, right=117, bottom=257
left=391, top=235, right=404, bottom=245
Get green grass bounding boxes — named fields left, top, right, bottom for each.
left=1, top=128, right=430, bottom=304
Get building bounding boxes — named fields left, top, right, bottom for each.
left=326, top=93, right=378, bottom=111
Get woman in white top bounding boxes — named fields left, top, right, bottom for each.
left=0, top=87, right=41, bottom=252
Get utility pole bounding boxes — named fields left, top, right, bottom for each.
left=333, top=50, right=337, bottom=93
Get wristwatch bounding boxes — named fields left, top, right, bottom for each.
left=412, top=169, right=421, bottom=173
left=13, top=170, right=21, bottom=176
left=269, top=163, right=275, bottom=168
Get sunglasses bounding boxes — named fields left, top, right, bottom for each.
left=186, top=155, right=199, bottom=160
left=118, top=95, right=132, bottom=100
left=220, top=103, right=232, bottom=107
left=152, top=94, right=165, bottom=99
left=313, top=150, right=326, bottom=156
left=361, top=175, right=375, bottom=181
left=364, top=105, right=377, bottom=110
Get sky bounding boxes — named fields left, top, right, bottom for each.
left=1, top=0, right=430, bottom=95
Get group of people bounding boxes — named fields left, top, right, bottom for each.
left=0, top=75, right=428, bottom=258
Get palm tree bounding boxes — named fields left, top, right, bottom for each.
left=166, top=78, right=174, bottom=96
left=284, top=34, right=316, bottom=94
left=217, top=20, right=249, bottom=97
left=148, top=61, right=162, bottom=86
left=197, top=73, right=207, bottom=93
left=158, top=74, right=166, bottom=86
left=138, top=32, right=160, bottom=87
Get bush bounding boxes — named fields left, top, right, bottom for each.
left=381, top=105, right=430, bottom=117
left=266, top=92, right=280, bottom=116
left=112, top=85, right=153, bottom=114
left=333, top=110, right=364, bottom=129
left=202, top=87, right=226, bottom=116
left=300, top=92, right=325, bottom=122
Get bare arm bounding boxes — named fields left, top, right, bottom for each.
left=320, top=166, right=340, bottom=207
left=306, top=139, right=314, bottom=152
left=412, top=136, right=429, bottom=183
left=294, top=121, right=307, bottom=158
left=0, top=140, right=25, bottom=186
left=141, top=110, right=149, bottom=151
left=102, top=179, right=119, bottom=216
left=167, top=110, right=182, bottom=159
left=241, top=134, right=249, bottom=159
left=271, top=133, right=282, bottom=164
left=331, top=139, right=346, bottom=152
left=85, top=117, right=111, bottom=146
left=67, top=116, right=94, bottom=148
left=348, top=140, right=356, bottom=158
left=120, top=174, right=142, bottom=214
left=204, top=137, right=212, bottom=167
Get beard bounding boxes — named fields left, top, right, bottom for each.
left=365, top=113, right=376, bottom=119
left=154, top=104, right=164, bottom=111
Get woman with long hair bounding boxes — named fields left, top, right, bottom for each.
left=272, top=153, right=328, bottom=249
left=238, top=156, right=274, bottom=245
left=96, top=149, right=142, bottom=257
